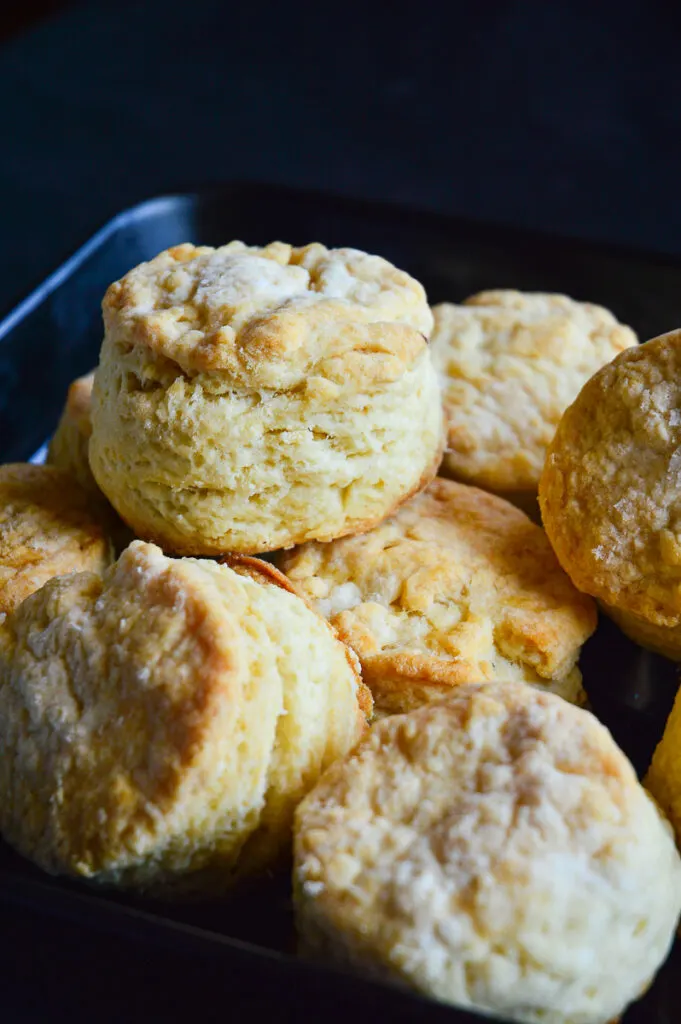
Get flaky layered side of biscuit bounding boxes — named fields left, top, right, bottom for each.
left=294, top=682, right=681, bottom=1023
left=278, top=477, right=596, bottom=714
left=0, top=541, right=370, bottom=896
left=430, top=291, right=637, bottom=505
left=89, top=242, right=444, bottom=555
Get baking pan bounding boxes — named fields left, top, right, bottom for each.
left=1, top=181, right=680, bottom=1023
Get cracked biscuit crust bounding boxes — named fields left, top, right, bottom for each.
left=0, top=463, right=113, bottom=614
left=89, top=242, right=443, bottom=555
left=0, top=541, right=370, bottom=896
left=430, top=291, right=637, bottom=497
left=539, top=329, right=681, bottom=658
left=294, top=682, right=681, bottom=1023
left=278, top=478, right=596, bottom=714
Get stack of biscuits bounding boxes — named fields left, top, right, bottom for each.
left=1, top=237, right=681, bottom=1024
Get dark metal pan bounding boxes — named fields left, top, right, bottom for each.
left=1, top=181, right=680, bottom=1023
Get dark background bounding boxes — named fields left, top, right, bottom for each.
left=2, top=0, right=681, bottom=318
left=2, top=1, right=681, bottom=1020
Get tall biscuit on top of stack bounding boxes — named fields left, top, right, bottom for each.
left=88, top=241, right=445, bottom=556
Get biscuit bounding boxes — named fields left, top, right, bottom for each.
left=539, top=328, right=681, bottom=659
left=646, top=683, right=681, bottom=850
left=430, top=291, right=637, bottom=513
left=278, top=477, right=596, bottom=715
left=46, top=372, right=133, bottom=552
left=294, top=682, right=681, bottom=1023
left=0, top=541, right=371, bottom=896
left=47, top=372, right=97, bottom=495
left=0, top=463, right=113, bottom=615
left=89, top=241, right=444, bottom=555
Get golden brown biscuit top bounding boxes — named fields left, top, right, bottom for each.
left=0, top=463, right=112, bottom=614
left=0, top=541, right=244, bottom=874
left=102, top=241, right=433, bottom=390
left=430, top=291, right=637, bottom=491
left=447, top=289, right=634, bottom=367
left=279, top=478, right=596, bottom=682
left=1, top=539, right=235, bottom=776
left=295, top=682, right=680, bottom=1018
left=540, top=329, right=681, bottom=623
left=297, top=682, right=646, bottom=884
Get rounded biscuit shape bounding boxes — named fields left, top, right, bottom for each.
left=89, top=241, right=444, bottom=555
left=646, top=682, right=681, bottom=850
left=539, top=328, right=681, bottom=658
left=47, top=371, right=99, bottom=495
left=46, top=372, right=134, bottom=552
left=278, top=477, right=596, bottom=715
left=294, top=681, right=681, bottom=1023
left=430, top=291, right=637, bottom=502
left=0, top=540, right=370, bottom=896
left=0, top=463, right=113, bottom=614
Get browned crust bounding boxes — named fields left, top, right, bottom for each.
left=0, top=463, right=114, bottom=615
left=345, top=647, right=490, bottom=716
left=539, top=330, right=681, bottom=626
left=279, top=475, right=595, bottom=717
left=103, top=243, right=430, bottom=385
left=218, top=554, right=300, bottom=594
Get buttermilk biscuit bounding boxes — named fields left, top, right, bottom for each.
left=0, top=541, right=370, bottom=896
left=294, top=682, right=681, bottom=1023
left=646, top=684, right=681, bottom=849
left=46, top=372, right=133, bottom=552
left=540, top=328, right=681, bottom=659
left=89, top=241, right=443, bottom=555
left=430, top=291, right=637, bottom=513
left=47, top=372, right=97, bottom=495
left=0, top=463, right=113, bottom=615
left=278, top=477, right=596, bottom=715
